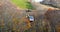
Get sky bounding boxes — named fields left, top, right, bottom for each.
left=34, top=0, right=44, bottom=2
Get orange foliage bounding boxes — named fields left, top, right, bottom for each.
left=48, top=8, right=54, bottom=11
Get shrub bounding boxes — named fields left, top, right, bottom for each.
left=26, top=2, right=34, bottom=10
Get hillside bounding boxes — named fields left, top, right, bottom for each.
left=0, top=0, right=60, bottom=32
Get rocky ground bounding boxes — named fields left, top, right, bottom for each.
left=41, top=0, right=60, bottom=8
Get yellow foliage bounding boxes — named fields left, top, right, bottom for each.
left=25, top=18, right=31, bottom=28
left=1, top=19, right=4, bottom=28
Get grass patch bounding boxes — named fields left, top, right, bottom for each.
left=11, top=0, right=34, bottom=9
left=11, top=0, right=28, bottom=9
